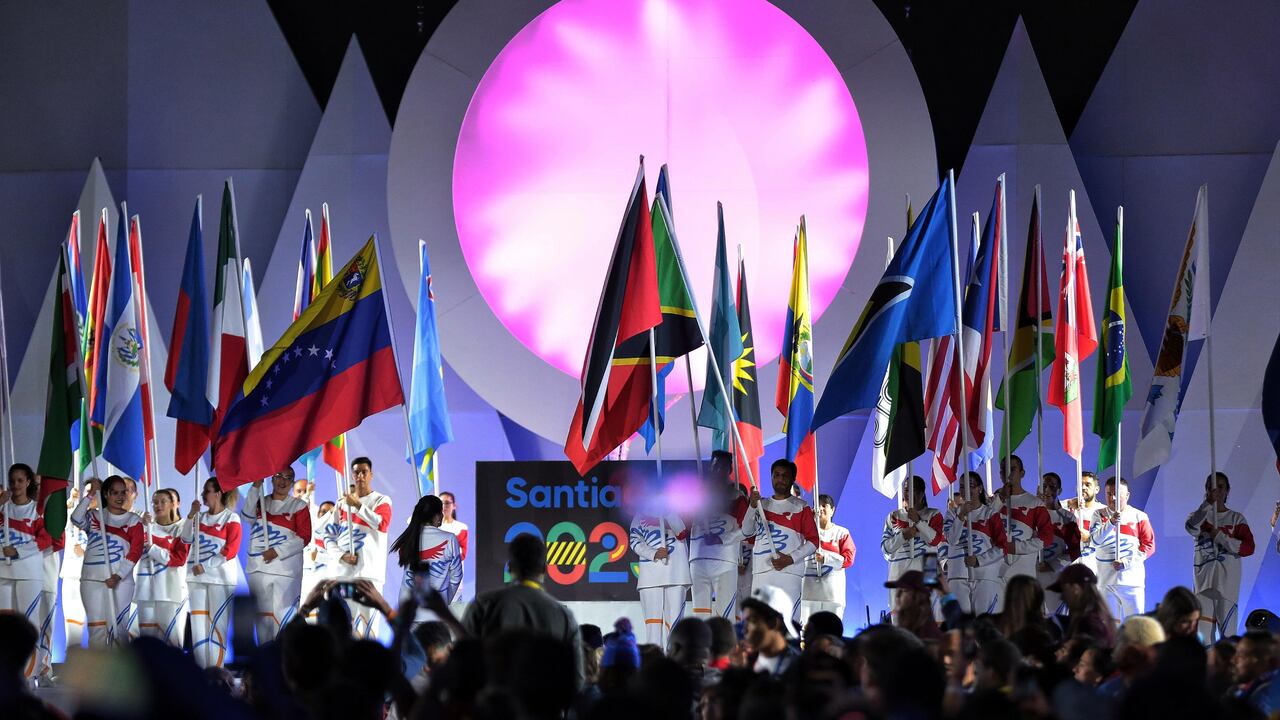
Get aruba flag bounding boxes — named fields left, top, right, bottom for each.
left=776, top=217, right=817, bottom=490
left=212, top=236, right=404, bottom=488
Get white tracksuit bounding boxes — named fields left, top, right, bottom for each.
left=243, top=487, right=311, bottom=641
left=992, top=492, right=1055, bottom=583
left=61, top=522, right=87, bottom=648
left=184, top=509, right=242, bottom=668
left=1185, top=505, right=1255, bottom=639
left=324, top=491, right=393, bottom=638
left=1087, top=505, right=1155, bottom=620
left=631, top=515, right=690, bottom=647
left=71, top=498, right=144, bottom=648
left=301, top=508, right=331, bottom=604
left=402, top=525, right=463, bottom=623
left=689, top=496, right=747, bottom=621
left=1072, top=500, right=1106, bottom=572
left=1039, top=505, right=1081, bottom=615
left=802, top=522, right=855, bottom=623
left=941, top=503, right=1006, bottom=615
left=880, top=507, right=944, bottom=614
left=135, top=520, right=190, bottom=647
left=742, top=497, right=818, bottom=625
left=38, top=548, right=60, bottom=677
left=0, top=500, right=52, bottom=678
left=441, top=518, right=469, bottom=599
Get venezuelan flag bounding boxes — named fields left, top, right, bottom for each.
left=212, top=236, right=404, bottom=488
left=776, top=218, right=817, bottom=490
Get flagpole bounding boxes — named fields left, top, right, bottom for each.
left=130, top=216, right=158, bottom=509
left=0, top=259, right=13, bottom=560
left=648, top=327, right=669, bottom=557
left=1069, top=191, right=1084, bottom=524
left=905, top=194, right=916, bottom=514
left=1114, top=206, right=1125, bottom=561
left=372, top=234, right=425, bottom=504
left=1032, top=186, right=1047, bottom=516
left=1200, top=185, right=1221, bottom=538
left=994, top=178, right=1014, bottom=554
left=945, top=171, right=975, bottom=564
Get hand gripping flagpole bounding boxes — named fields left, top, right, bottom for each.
left=668, top=210, right=778, bottom=557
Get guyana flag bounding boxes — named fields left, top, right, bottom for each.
left=37, top=241, right=85, bottom=542
left=732, top=254, right=764, bottom=487
left=1092, top=208, right=1132, bottom=471
left=995, top=188, right=1055, bottom=457
left=564, top=162, right=661, bottom=474
left=638, top=166, right=704, bottom=450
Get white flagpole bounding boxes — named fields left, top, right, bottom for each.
left=1032, top=186, right=1046, bottom=512
left=649, top=327, right=668, bottom=558
left=371, top=234, right=423, bottom=508
left=128, top=215, right=159, bottom=509
left=1200, top=186, right=1221, bottom=537
left=1114, top=206, right=1125, bottom=561
left=945, top=172, right=974, bottom=563
left=1068, top=191, right=1084, bottom=522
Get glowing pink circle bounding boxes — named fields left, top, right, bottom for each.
left=453, top=0, right=868, bottom=390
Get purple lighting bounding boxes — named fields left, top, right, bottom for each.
left=453, top=0, right=868, bottom=390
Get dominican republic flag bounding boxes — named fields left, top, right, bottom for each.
left=165, top=196, right=213, bottom=474
left=564, top=161, right=661, bottom=475
left=98, top=202, right=147, bottom=481
left=208, top=180, right=251, bottom=460
left=1047, top=191, right=1098, bottom=460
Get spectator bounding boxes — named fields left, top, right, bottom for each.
left=802, top=609, right=844, bottom=647
left=1154, top=585, right=1202, bottom=640
left=1098, top=615, right=1165, bottom=698
left=741, top=586, right=801, bottom=676
left=599, top=618, right=640, bottom=694
left=1207, top=636, right=1239, bottom=697
left=1048, top=564, right=1116, bottom=646
left=1072, top=640, right=1113, bottom=687
left=1231, top=629, right=1280, bottom=716
left=667, top=617, right=717, bottom=690
left=0, top=614, right=62, bottom=720
left=997, top=574, right=1062, bottom=644
left=707, top=616, right=737, bottom=670
left=975, top=639, right=1022, bottom=692
left=885, top=570, right=942, bottom=641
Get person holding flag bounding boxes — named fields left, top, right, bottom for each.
left=1036, top=472, right=1081, bottom=615
left=0, top=464, right=51, bottom=680
left=134, top=488, right=189, bottom=647
left=71, top=476, right=144, bottom=647
left=941, top=471, right=1006, bottom=615
left=741, top=459, right=818, bottom=625
left=241, top=467, right=311, bottom=642
left=777, top=218, right=818, bottom=492
left=994, top=455, right=1053, bottom=583
left=1184, top=472, right=1254, bottom=640
left=1085, top=476, right=1154, bottom=620
left=183, top=478, right=242, bottom=667
left=880, top=474, right=944, bottom=613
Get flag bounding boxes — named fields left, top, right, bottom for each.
left=1263, top=329, right=1280, bottom=460
left=64, top=213, right=85, bottom=456
left=871, top=231, right=927, bottom=497
left=36, top=240, right=84, bottom=542
left=212, top=237, right=405, bottom=487
left=1047, top=192, right=1098, bottom=460
left=208, top=181, right=250, bottom=462
left=698, top=204, right=744, bottom=451
left=995, top=188, right=1054, bottom=457
left=961, top=183, right=1005, bottom=469
left=777, top=218, right=818, bottom=490
left=813, top=175, right=959, bottom=428
left=294, top=210, right=319, bottom=322
left=637, top=166, right=703, bottom=451
left=732, top=253, right=764, bottom=487
left=98, top=203, right=147, bottom=481
left=1133, top=185, right=1212, bottom=475
left=408, top=240, right=453, bottom=495
left=1093, top=209, right=1132, bottom=471
left=165, top=197, right=213, bottom=474
left=79, top=210, right=111, bottom=470
left=564, top=163, right=661, bottom=475
left=126, top=215, right=157, bottom=486
left=242, top=258, right=265, bottom=368
left=315, top=205, right=348, bottom=473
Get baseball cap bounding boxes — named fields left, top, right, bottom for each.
left=1047, top=563, right=1098, bottom=593
left=741, top=585, right=799, bottom=638
left=884, top=570, right=929, bottom=593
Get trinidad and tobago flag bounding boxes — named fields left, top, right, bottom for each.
left=732, top=254, right=764, bottom=487
left=564, top=161, right=662, bottom=475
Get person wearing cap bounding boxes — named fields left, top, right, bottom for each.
left=881, top=475, right=944, bottom=613
left=741, top=585, right=801, bottom=676
left=884, top=570, right=942, bottom=640
left=1086, top=476, right=1155, bottom=620
left=628, top=477, right=691, bottom=648
left=941, top=471, right=1006, bottom=615
left=741, top=459, right=819, bottom=625
left=1048, top=563, right=1115, bottom=646
left=993, top=455, right=1055, bottom=584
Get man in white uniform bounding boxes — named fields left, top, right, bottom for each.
left=630, top=493, right=690, bottom=648
left=326, top=457, right=393, bottom=639
left=741, top=460, right=817, bottom=625
left=1087, top=477, right=1155, bottom=620
left=689, top=459, right=747, bottom=622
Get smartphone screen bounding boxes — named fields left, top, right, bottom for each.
left=922, top=552, right=939, bottom=587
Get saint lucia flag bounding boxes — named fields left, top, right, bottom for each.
left=98, top=202, right=147, bottom=481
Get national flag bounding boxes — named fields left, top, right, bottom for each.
left=165, top=197, right=213, bottom=474
left=698, top=204, right=745, bottom=452
left=65, top=213, right=85, bottom=455
left=995, top=187, right=1054, bottom=457
left=1046, top=192, right=1098, bottom=460
left=316, top=205, right=348, bottom=473
left=1263, top=328, right=1280, bottom=460
left=98, top=203, right=147, bottom=481
left=36, top=239, right=84, bottom=541
left=1093, top=208, right=1132, bottom=471
left=637, top=166, right=703, bottom=451
left=961, top=182, right=1006, bottom=469
left=408, top=240, right=454, bottom=495
left=126, top=215, right=157, bottom=486
left=208, top=181, right=250, bottom=461
left=813, top=175, right=959, bottom=428
left=242, top=258, right=265, bottom=368
left=1133, top=185, right=1212, bottom=475
left=212, top=237, right=405, bottom=487
left=564, top=163, right=661, bottom=475
left=294, top=210, right=319, bottom=322
left=776, top=217, right=818, bottom=490
left=732, top=253, right=764, bottom=487
left=79, top=210, right=111, bottom=470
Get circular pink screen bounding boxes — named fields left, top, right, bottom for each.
left=453, top=0, right=868, bottom=391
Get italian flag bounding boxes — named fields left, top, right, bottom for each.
left=208, top=181, right=250, bottom=457
left=36, top=244, right=84, bottom=543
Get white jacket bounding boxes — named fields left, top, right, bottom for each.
left=242, top=486, right=311, bottom=578
left=183, top=509, right=243, bottom=587
left=71, top=496, right=144, bottom=581
left=803, top=522, right=855, bottom=603
left=136, top=520, right=189, bottom=602
left=401, top=525, right=463, bottom=604
left=741, top=496, right=818, bottom=577
left=0, top=501, right=51, bottom=581
left=630, top=515, right=691, bottom=589
left=1086, top=505, right=1155, bottom=587
left=324, top=490, right=393, bottom=584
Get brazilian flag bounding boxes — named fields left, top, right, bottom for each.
left=1092, top=209, right=1133, bottom=470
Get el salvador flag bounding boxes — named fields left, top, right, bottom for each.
left=100, top=203, right=147, bottom=481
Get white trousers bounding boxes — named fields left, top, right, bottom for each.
left=191, top=583, right=235, bottom=668
left=737, top=566, right=753, bottom=618
left=800, top=601, right=845, bottom=628
left=81, top=577, right=136, bottom=648
left=1102, top=582, right=1144, bottom=621
left=1197, top=591, right=1240, bottom=641
left=639, top=585, right=688, bottom=648
left=690, top=561, right=739, bottom=621
left=63, top=575, right=85, bottom=649
left=0, top=578, right=43, bottom=678
left=752, top=571, right=804, bottom=626
left=248, top=572, right=302, bottom=643
left=952, top=577, right=1002, bottom=616
left=138, top=599, right=188, bottom=648
left=346, top=598, right=385, bottom=640
left=37, top=589, right=56, bottom=676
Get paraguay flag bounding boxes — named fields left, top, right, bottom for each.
left=1047, top=191, right=1098, bottom=460
left=776, top=217, right=817, bottom=490
left=165, top=197, right=213, bottom=474
left=212, top=236, right=405, bottom=488
left=408, top=240, right=453, bottom=495
left=98, top=202, right=147, bottom=481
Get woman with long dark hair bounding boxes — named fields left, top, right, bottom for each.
left=996, top=574, right=1059, bottom=643
left=1048, top=564, right=1115, bottom=647
left=1185, top=472, right=1254, bottom=640
left=391, top=495, right=463, bottom=618
left=0, top=463, right=51, bottom=678
left=71, top=475, right=145, bottom=647
left=1155, top=585, right=1202, bottom=640
left=942, top=472, right=1005, bottom=615
left=136, top=488, right=189, bottom=647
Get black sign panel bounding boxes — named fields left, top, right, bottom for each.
left=474, top=460, right=696, bottom=601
